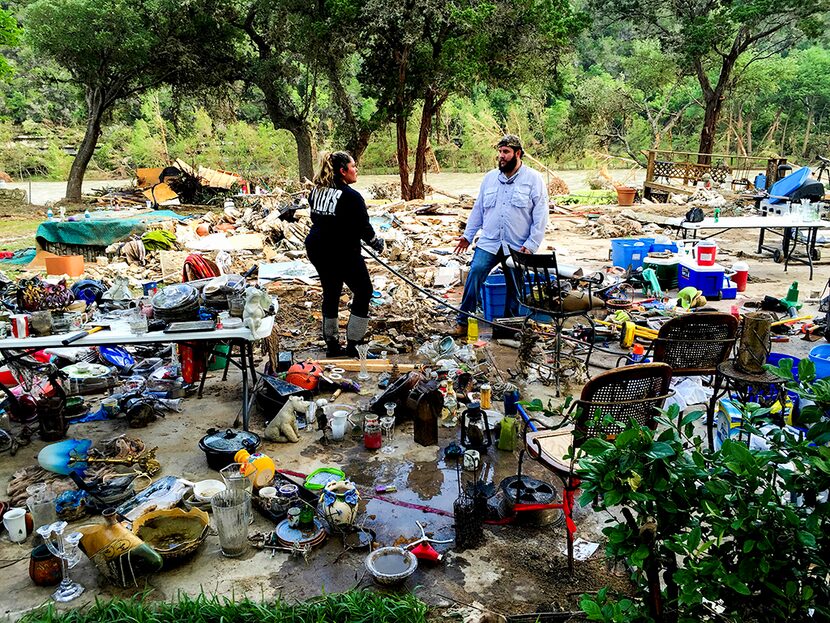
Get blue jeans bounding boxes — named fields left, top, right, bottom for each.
left=457, top=247, right=521, bottom=325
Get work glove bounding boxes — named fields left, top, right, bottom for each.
left=367, top=237, right=385, bottom=254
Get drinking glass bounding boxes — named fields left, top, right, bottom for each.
left=211, top=490, right=250, bottom=557
left=380, top=416, right=396, bottom=455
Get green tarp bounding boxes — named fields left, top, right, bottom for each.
left=36, top=210, right=188, bottom=248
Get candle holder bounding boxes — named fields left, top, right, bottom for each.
left=356, top=344, right=371, bottom=381
left=37, top=521, right=84, bottom=602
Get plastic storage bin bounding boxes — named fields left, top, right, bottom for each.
left=649, top=241, right=679, bottom=254
left=678, top=258, right=725, bottom=298
left=610, top=237, right=654, bottom=269
left=480, top=272, right=533, bottom=321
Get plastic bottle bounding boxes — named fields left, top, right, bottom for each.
left=466, top=317, right=479, bottom=344
left=713, top=207, right=720, bottom=223
left=47, top=207, right=54, bottom=221
left=84, top=208, right=91, bottom=222
left=786, top=281, right=799, bottom=304
left=628, top=343, right=648, bottom=365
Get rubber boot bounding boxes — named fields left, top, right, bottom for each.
left=323, top=317, right=344, bottom=357
left=345, top=314, right=369, bottom=358
left=326, top=340, right=346, bottom=358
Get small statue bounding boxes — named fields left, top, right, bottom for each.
left=264, top=396, right=302, bottom=443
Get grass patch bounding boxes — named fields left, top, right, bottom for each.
left=0, top=218, right=39, bottom=251
left=554, top=190, right=617, bottom=206
left=20, top=590, right=429, bottom=623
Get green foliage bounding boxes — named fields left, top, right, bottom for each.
left=19, top=591, right=428, bottom=623
left=577, top=405, right=830, bottom=622
left=0, top=8, right=22, bottom=79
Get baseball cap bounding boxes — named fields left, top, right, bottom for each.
left=497, top=134, right=523, bottom=150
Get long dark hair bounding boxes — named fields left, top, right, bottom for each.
left=314, top=151, right=353, bottom=188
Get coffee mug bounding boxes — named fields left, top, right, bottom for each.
left=3, top=507, right=27, bottom=543
left=287, top=507, right=301, bottom=528
left=9, top=315, right=29, bottom=339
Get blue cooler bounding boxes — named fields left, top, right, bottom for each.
left=678, top=258, right=725, bottom=298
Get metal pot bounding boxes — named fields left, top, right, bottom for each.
left=198, top=428, right=261, bottom=471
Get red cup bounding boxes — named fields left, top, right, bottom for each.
left=732, top=261, right=748, bottom=292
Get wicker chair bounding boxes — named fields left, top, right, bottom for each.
left=509, top=249, right=600, bottom=396
left=650, top=313, right=738, bottom=443
left=514, top=363, right=674, bottom=571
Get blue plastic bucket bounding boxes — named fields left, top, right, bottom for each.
left=809, top=344, right=830, bottom=379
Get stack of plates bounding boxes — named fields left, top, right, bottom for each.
left=274, top=517, right=327, bottom=549
left=152, top=284, right=200, bottom=322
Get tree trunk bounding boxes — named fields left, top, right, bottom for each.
left=396, top=112, right=412, bottom=200
left=802, top=108, right=814, bottom=158
left=289, top=125, right=315, bottom=182
left=694, top=53, right=737, bottom=165
left=697, top=91, right=725, bottom=165
left=409, top=90, right=437, bottom=200
left=746, top=119, right=752, bottom=155
left=65, top=88, right=105, bottom=202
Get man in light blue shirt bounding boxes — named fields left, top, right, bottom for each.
left=452, top=134, right=548, bottom=334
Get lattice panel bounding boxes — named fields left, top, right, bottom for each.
left=653, top=160, right=731, bottom=184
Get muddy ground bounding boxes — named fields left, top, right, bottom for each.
left=0, top=203, right=825, bottom=621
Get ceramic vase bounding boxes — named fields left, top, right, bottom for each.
left=319, top=480, right=360, bottom=527
left=78, top=509, right=163, bottom=587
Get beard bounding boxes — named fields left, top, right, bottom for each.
left=498, top=153, right=518, bottom=173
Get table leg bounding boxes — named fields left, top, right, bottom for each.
left=758, top=228, right=765, bottom=254
left=807, top=227, right=817, bottom=280
left=247, top=343, right=258, bottom=383
left=238, top=341, right=250, bottom=432
left=707, top=372, right=724, bottom=451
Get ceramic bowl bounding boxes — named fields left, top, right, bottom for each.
left=132, top=507, right=209, bottom=562
left=365, top=546, right=417, bottom=585
left=193, top=479, right=226, bottom=502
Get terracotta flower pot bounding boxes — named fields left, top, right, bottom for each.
left=616, top=186, right=636, bottom=206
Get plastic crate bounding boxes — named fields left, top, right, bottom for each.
left=610, top=237, right=654, bottom=269
left=678, top=258, right=725, bottom=298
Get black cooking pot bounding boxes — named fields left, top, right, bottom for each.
left=198, top=428, right=262, bottom=471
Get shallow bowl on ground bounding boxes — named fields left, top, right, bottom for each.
left=365, top=546, right=417, bottom=585
left=193, top=479, right=226, bottom=502
left=132, top=507, right=209, bottom=563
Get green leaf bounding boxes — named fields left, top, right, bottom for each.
left=603, top=489, right=623, bottom=507
left=725, top=574, right=751, bottom=595
left=646, top=441, right=675, bottom=459
left=581, top=437, right=615, bottom=455
left=580, top=598, right=602, bottom=620
left=797, top=531, right=817, bottom=548
left=743, top=539, right=755, bottom=553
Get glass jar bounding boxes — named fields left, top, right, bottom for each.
left=363, top=414, right=382, bottom=450
left=480, top=383, right=492, bottom=409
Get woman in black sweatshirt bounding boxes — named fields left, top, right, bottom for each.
left=305, top=151, right=384, bottom=357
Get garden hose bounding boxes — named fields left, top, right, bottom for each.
left=360, top=243, right=629, bottom=361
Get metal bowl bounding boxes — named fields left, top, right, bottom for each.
left=365, top=546, right=417, bottom=585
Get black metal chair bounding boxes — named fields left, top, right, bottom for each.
left=514, top=362, right=674, bottom=571
left=509, top=249, right=600, bottom=395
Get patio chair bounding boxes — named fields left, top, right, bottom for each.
left=650, top=313, right=738, bottom=438
left=513, top=362, right=674, bottom=571
left=508, top=249, right=600, bottom=396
